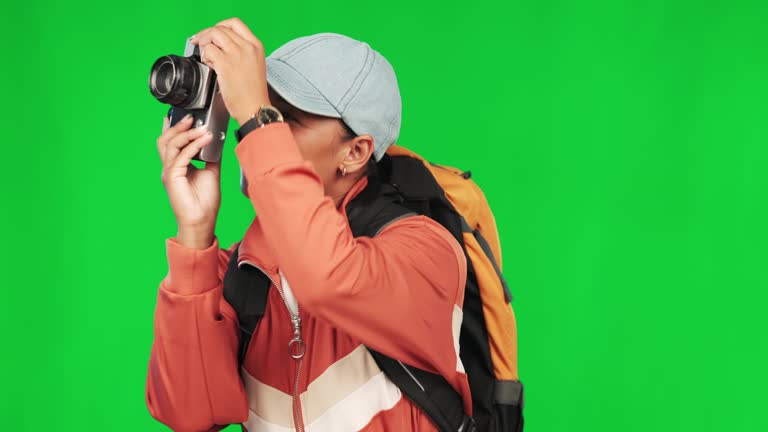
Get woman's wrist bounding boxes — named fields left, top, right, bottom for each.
left=176, top=225, right=215, bottom=250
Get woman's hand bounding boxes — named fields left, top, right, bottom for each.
left=191, top=18, right=271, bottom=126
left=157, top=114, right=220, bottom=249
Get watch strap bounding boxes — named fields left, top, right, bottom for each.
left=235, top=105, right=284, bottom=142
left=235, top=116, right=262, bottom=142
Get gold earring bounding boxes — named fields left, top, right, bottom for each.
left=340, top=166, right=347, bottom=177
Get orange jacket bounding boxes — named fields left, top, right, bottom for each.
left=146, top=123, right=470, bottom=432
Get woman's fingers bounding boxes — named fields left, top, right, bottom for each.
left=167, top=125, right=209, bottom=151
left=193, top=26, right=241, bottom=53
left=168, top=130, right=214, bottom=171
left=215, top=17, right=261, bottom=46
left=158, top=115, right=194, bottom=158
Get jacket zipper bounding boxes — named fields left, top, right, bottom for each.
left=240, top=260, right=306, bottom=432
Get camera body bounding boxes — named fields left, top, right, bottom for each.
left=149, top=37, right=229, bottom=162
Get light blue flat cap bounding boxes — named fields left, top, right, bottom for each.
left=265, top=33, right=402, bottom=161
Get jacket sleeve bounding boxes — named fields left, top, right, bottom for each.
left=145, top=236, right=249, bottom=432
left=235, top=124, right=468, bottom=377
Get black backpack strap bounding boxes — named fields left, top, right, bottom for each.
left=461, top=217, right=512, bottom=303
left=346, top=172, right=412, bottom=237
left=222, top=243, right=272, bottom=367
left=367, top=350, right=475, bottom=432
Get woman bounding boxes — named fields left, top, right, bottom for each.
left=147, top=18, right=470, bottom=432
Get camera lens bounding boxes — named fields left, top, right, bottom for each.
left=149, top=55, right=201, bottom=106
left=155, top=62, right=175, bottom=95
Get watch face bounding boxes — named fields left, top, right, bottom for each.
left=257, top=105, right=284, bottom=124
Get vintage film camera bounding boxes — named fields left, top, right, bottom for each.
left=149, top=37, right=229, bottom=162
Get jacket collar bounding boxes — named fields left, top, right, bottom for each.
left=237, top=175, right=371, bottom=272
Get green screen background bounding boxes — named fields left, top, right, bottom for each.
left=2, top=0, right=766, bottom=430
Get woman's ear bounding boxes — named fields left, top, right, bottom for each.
left=344, top=135, right=374, bottom=174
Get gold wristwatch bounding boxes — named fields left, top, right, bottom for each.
left=235, top=105, right=284, bottom=142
